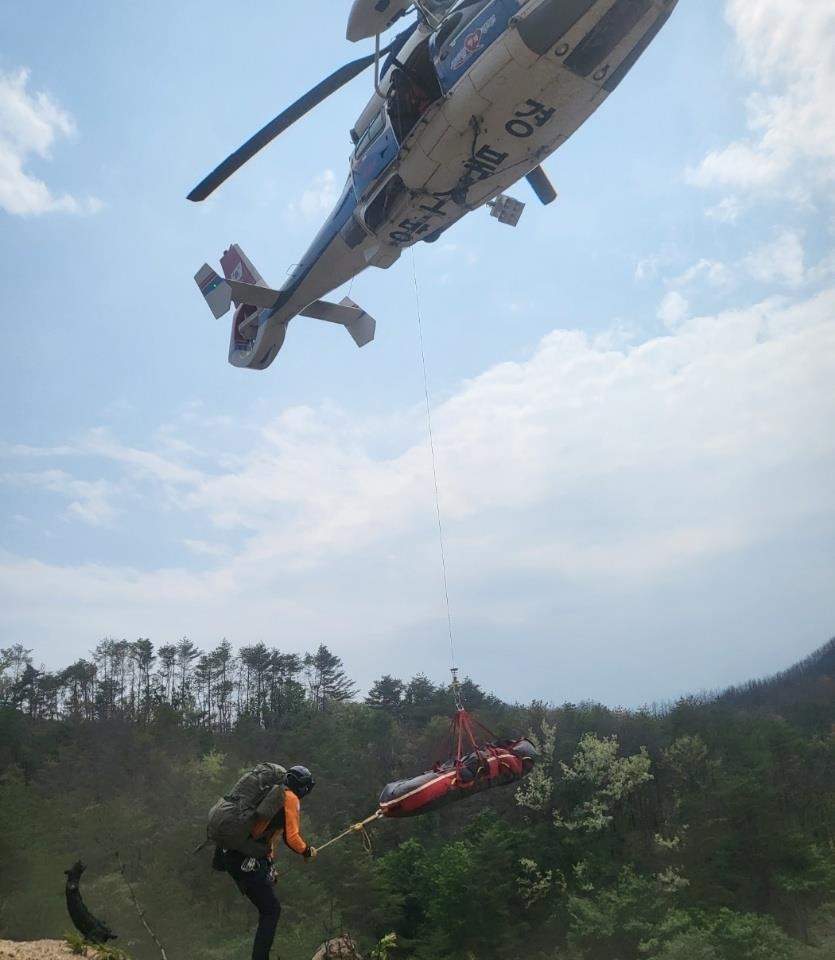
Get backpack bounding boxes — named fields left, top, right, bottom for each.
left=207, top=762, right=287, bottom=858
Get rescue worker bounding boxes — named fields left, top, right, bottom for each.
left=224, top=765, right=318, bottom=960
left=387, top=67, right=433, bottom=142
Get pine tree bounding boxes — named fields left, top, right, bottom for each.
left=304, top=644, right=356, bottom=710
left=366, top=675, right=405, bottom=714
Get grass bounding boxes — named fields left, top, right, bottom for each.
left=63, top=931, right=132, bottom=960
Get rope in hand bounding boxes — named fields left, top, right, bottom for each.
left=316, top=809, right=384, bottom=855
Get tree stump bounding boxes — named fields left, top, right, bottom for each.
left=311, top=936, right=362, bottom=960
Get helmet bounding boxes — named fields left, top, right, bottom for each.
left=286, top=765, right=315, bottom=798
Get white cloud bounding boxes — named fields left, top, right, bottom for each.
left=288, top=168, right=339, bottom=219
left=3, top=244, right=835, bottom=702
left=705, top=196, right=741, bottom=224
left=687, top=141, right=784, bottom=191
left=0, top=68, right=100, bottom=217
left=592, top=319, right=639, bottom=352
left=657, top=291, right=689, bottom=330
left=667, top=237, right=818, bottom=300
left=2, top=285, right=833, bottom=624
left=807, top=251, right=835, bottom=285
left=744, top=231, right=806, bottom=286
left=82, top=427, right=206, bottom=488
left=634, top=246, right=678, bottom=283
left=687, top=0, right=835, bottom=194
left=0, top=469, right=119, bottom=527
left=184, top=539, right=229, bottom=559
left=672, top=259, right=734, bottom=290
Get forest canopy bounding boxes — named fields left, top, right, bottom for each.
left=0, top=638, right=833, bottom=960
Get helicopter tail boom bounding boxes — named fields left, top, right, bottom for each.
left=193, top=265, right=282, bottom=318
left=195, top=245, right=376, bottom=369
left=195, top=242, right=282, bottom=320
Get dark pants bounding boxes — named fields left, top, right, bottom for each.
left=225, top=850, right=281, bottom=960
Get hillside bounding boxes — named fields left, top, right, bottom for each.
left=718, top=637, right=835, bottom=721
left=0, top=639, right=833, bottom=960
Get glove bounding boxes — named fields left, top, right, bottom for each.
left=211, top=846, right=226, bottom=872
left=268, top=863, right=278, bottom=884
left=303, top=845, right=318, bottom=860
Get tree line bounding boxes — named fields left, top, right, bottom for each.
left=0, top=640, right=485, bottom=731
left=0, top=640, right=833, bottom=960
left=0, top=639, right=360, bottom=727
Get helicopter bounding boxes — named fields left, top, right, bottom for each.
left=190, top=0, right=680, bottom=371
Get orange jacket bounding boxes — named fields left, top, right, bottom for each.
left=251, top=789, right=308, bottom=860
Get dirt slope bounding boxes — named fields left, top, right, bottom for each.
left=0, top=939, right=363, bottom=960
left=0, top=943, right=76, bottom=960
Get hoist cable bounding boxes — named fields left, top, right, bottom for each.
left=410, top=247, right=457, bottom=675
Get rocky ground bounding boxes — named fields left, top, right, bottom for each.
left=0, top=942, right=77, bottom=959
left=0, top=938, right=363, bottom=959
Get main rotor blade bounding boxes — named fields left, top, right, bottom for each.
left=188, top=54, right=377, bottom=202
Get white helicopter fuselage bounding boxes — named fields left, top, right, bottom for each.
left=220, top=0, right=678, bottom=369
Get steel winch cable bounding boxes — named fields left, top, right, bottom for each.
left=410, top=246, right=457, bottom=678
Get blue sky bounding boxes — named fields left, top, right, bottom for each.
left=1, top=0, right=833, bottom=707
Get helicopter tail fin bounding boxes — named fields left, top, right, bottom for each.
left=195, top=264, right=232, bottom=319
left=195, top=244, right=283, bottom=321
left=220, top=244, right=267, bottom=287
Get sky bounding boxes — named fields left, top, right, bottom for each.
left=1, top=0, right=833, bottom=708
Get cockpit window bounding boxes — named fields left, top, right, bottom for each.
left=355, top=111, right=386, bottom=159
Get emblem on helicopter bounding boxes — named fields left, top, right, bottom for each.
left=451, top=14, right=498, bottom=70
left=188, top=0, right=681, bottom=372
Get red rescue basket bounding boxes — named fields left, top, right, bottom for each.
left=379, top=708, right=536, bottom=818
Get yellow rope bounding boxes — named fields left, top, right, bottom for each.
left=317, top=809, right=384, bottom=854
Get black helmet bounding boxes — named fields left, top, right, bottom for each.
left=286, top=765, right=315, bottom=798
